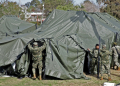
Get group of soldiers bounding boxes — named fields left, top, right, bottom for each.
left=27, top=40, right=120, bottom=81
left=88, top=42, right=120, bottom=81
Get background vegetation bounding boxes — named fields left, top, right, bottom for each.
left=0, top=0, right=120, bottom=22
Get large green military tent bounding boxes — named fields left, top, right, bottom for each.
left=0, top=10, right=120, bottom=79
left=0, top=15, right=36, bottom=39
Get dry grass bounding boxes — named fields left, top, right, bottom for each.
left=0, top=69, right=119, bottom=86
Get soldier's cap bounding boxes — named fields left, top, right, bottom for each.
left=102, top=44, right=106, bottom=48
left=113, top=42, right=117, bottom=45
left=33, top=42, right=38, bottom=46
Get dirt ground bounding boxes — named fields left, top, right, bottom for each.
left=0, top=69, right=119, bottom=86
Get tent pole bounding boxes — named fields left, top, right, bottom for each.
left=97, top=36, right=101, bottom=78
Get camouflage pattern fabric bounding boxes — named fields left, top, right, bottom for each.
left=90, top=57, right=97, bottom=74
left=89, top=48, right=99, bottom=74
left=100, top=49, right=112, bottom=77
left=32, top=58, right=43, bottom=69
left=28, top=42, right=46, bottom=75
left=111, top=46, right=120, bottom=67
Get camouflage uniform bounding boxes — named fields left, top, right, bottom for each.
left=28, top=42, right=46, bottom=79
left=111, top=46, right=120, bottom=68
left=100, top=49, right=112, bottom=78
left=89, top=48, right=99, bottom=74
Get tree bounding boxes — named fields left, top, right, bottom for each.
left=27, top=0, right=85, bottom=17
left=27, top=5, right=36, bottom=12
left=27, top=0, right=42, bottom=12
left=81, top=1, right=100, bottom=12
left=56, top=4, right=82, bottom=11
left=42, top=0, right=74, bottom=16
left=30, top=0, right=41, bottom=7
left=0, top=1, right=21, bottom=18
left=100, top=0, right=120, bottom=19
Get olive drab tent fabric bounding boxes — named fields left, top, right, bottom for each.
left=0, top=9, right=120, bottom=79
left=0, top=15, right=36, bottom=39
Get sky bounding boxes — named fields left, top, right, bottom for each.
left=8, top=0, right=97, bottom=5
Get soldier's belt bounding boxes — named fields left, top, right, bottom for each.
left=33, top=55, right=42, bottom=57
left=33, top=57, right=42, bottom=60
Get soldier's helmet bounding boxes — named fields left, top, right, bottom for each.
left=33, top=42, right=38, bottom=46
left=102, top=44, right=106, bottom=48
left=113, top=42, right=117, bottom=46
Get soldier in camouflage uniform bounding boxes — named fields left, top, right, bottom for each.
left=88, top=44, right=101, bottom=74
left=111, top=42, right=120, bottom=71
left=28, top=41, right=46, bottom=80
left=100, top=44, right=112, bottom=81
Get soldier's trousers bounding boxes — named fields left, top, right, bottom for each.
left=114, top=55, right=120, bottom=67
left=90, top=58, right=97, bottom=74
left=32, top=60, right=43, bottom=75
left=100, top=62, right=110, bottom=77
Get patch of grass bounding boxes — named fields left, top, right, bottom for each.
left=0, top=69, right=119, bottom=86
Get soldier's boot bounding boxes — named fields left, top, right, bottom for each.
left=39, top=75, right=42, bottom=80
left=32, top=74, right=36, bottom=80
left=108, top=77, right=111, bottom=81
left=117, top=67, right=120, bottom=71
left=100, top=76, right=103, bottom=80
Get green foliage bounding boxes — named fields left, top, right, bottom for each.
left=0, top=71, right=120, bottom=86
left=0, top=1, right=22, bottom=18
left=42, top=0, right=79, bottom=16
left=56, top=5, right=74, bottom=11
left=20, top=13, right=25, bottom=20
left=26, top=0, right=85, bottom=17
left=100, top=0, right=120, bottom=20
left=27, top=5, right=36, bottom=12
left=56, top=4, right=81, bottom=11
left=30, top=0, right=41, bottom=7
left=81, top=5, right=84, bottom=8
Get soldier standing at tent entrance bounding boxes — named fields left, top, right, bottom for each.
left=100, top=44, right=112, bottom=81
left=28, top=41, right=46, bottom=80
left=111, top=42, right=120, bottom=71
left=87, top=44, right=101, bottom=74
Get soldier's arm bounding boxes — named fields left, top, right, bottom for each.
left=118, top=46, right=120, bottom=49
left=88, top=49, right=94, bottom=57
left=99, top=51, right=103, bottom=57
left=111, top=47, right=114, bottom=54
left=39, top=42, right=46, bottom=51
left=28, top=44, right=33, bottom=51
left=89, top=49, right=94, bottom=55
left=109, top=51, right=112, bottom=56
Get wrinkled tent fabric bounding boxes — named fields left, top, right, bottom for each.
left=0, top=10, right=120, bottom=79
left=0, top=15, right=36, bottom=39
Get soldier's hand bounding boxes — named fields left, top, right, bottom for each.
left=87, top=48, right=90, bottom=51
left=28, top=39, right=35, bottom=44
left=40, top=39, right=45, bottom=42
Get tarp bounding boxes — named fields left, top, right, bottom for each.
left=0, top=15, right=36, bottom=39
left=0, top=9, right=120, bottom=79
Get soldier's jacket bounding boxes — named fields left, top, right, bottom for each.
left=100, top=49, right=112, bottom=64
left=28, top=42, right=46, bottom=60
left=90, top=48, right=102, bottom=58
left=111, top=46, right=120, bottom=56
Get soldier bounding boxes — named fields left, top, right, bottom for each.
left=111, top=42, right=120, bottom=71
left=28, top=41, right=46, bottom=80
left=100, top=44, right=112, bottom=81
left=87, top=44, right=101, bottom=74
